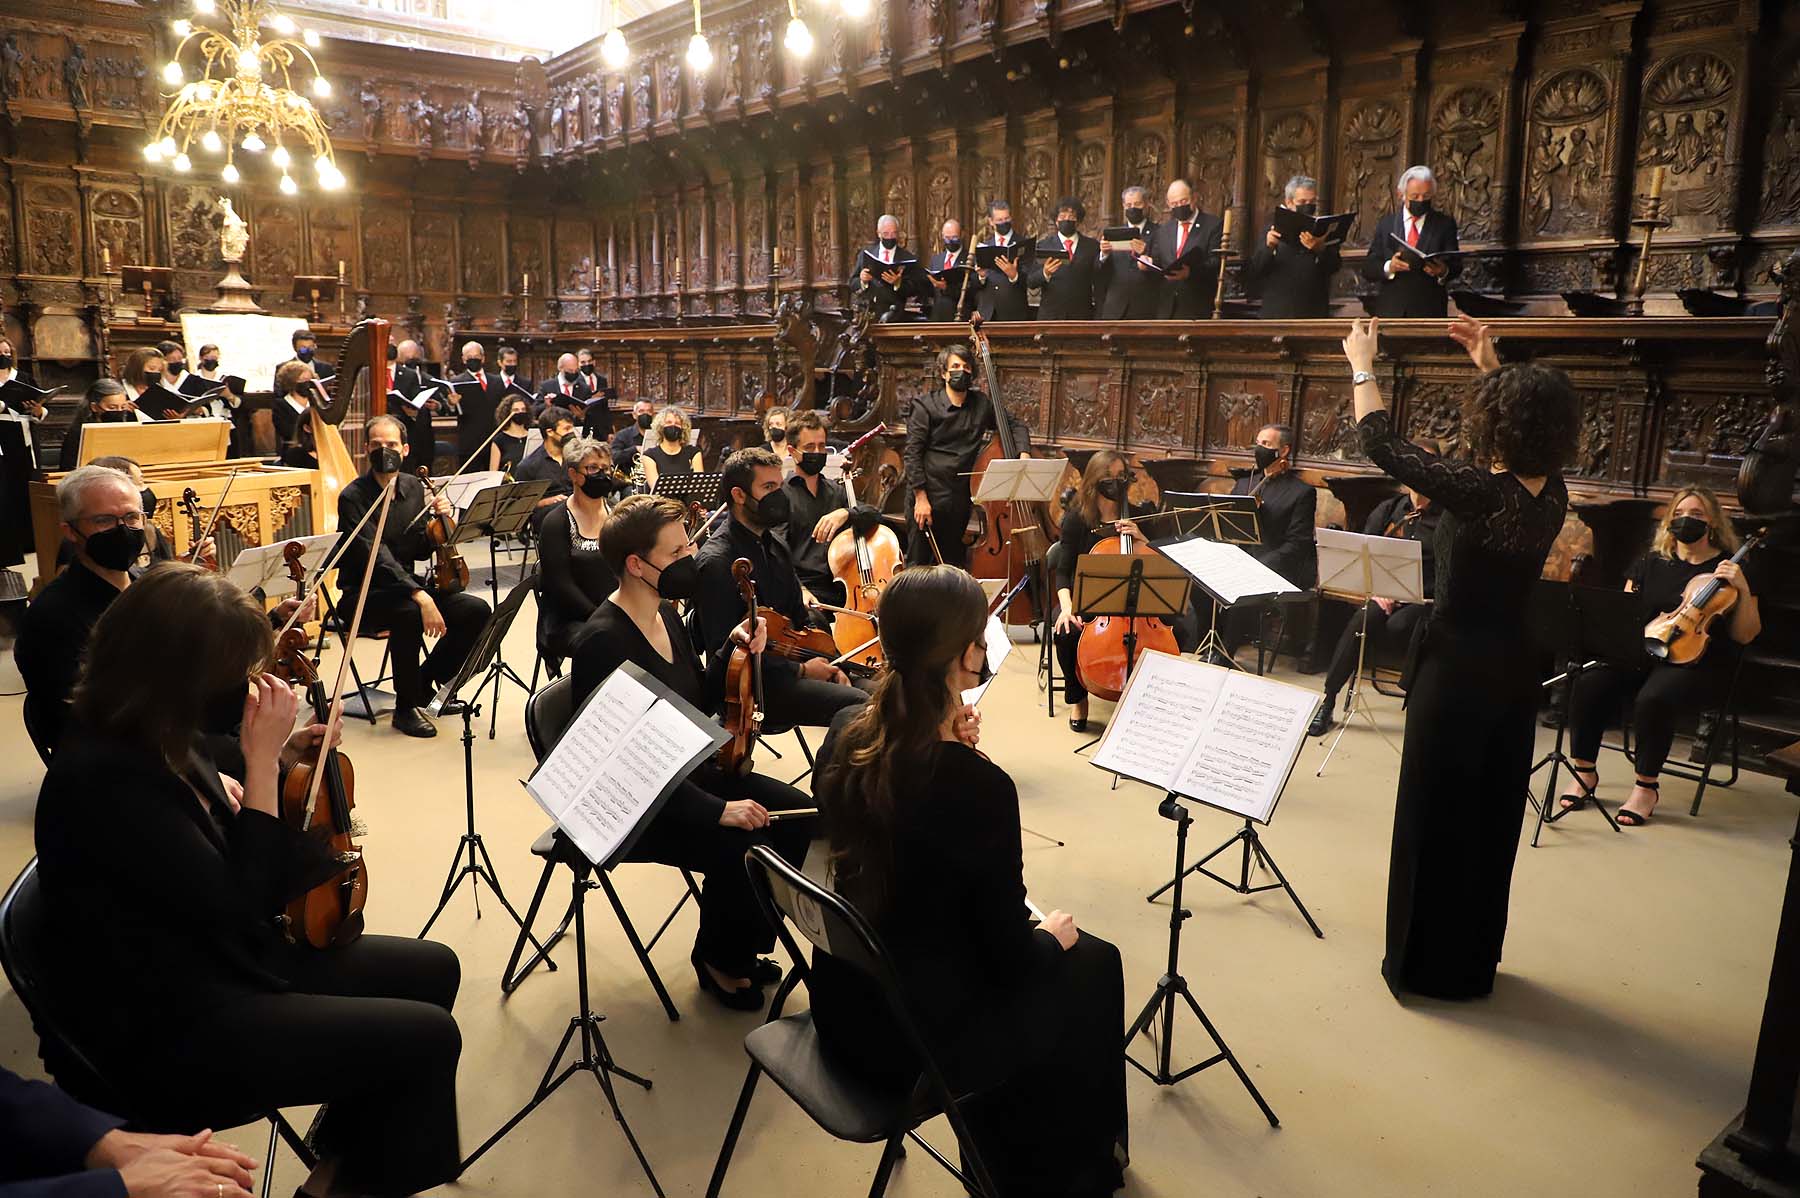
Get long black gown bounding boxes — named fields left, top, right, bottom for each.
left=1359, top=410, right=1568, bottom=999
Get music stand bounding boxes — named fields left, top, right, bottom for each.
left=1162, top=492, right=1261, bottom=546
left=971, top=457, right=1067, bottom=505
left=417, top=572, right=554, bottom=949
left=455, top=479, right=553, bottom=736
left=1070, top=553, right=1190, bottom=757
left=291, top=275, right=339, bottom=323
left=1527, top=582, right=1636, bottom=846
left=121, top=265, right=173, bottom=321
left=1312, top=529, right=1423, bottom=776
left=653, top=470, right=724, bottom=511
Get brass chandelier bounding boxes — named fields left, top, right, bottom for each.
left=143, top=0, right=344, bottom=194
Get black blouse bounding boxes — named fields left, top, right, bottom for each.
left=1359, top=409, right=1567, bottom=639
left=643, top=443, right=695, bottom=477
left=1626, top=549, right=1751, bottom=627
left=537, top=500, right=618, bottom=635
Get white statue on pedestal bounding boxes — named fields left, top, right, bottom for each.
left=210, top=195, right=262, bottom=312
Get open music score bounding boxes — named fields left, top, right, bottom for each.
left=960, top=612, right=1013, bottom=707
left=1155, top=535, right=1299, bottom=606
left=1091, top=650, right=1318, bottom=825
left=525, top=663, right=726, bottom=868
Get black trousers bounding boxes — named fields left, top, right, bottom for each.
left=627, top=768, right=811, bottom=976
left=136, top=936, right=462, bottom=1196
left=906, top=494, right=971, bottom=570
left=363, top=587, right=492, bottom=710
left=1567, top=658, right=1729, bottom=779
left=1323, top=601, right=1428, bottom=698
left=765, top=666, right=867, bottom=731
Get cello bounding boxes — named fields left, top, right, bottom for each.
left=963, top=315, right=1048, bottom=625
left=826, top=423, right=900, bottom=671
left=1073, top=517, right=1181, bottom=702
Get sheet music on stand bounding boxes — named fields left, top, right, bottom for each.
left=434, top=470, right=507, bottom=512
left=1315, top=528, right=1424, bottom=605
left=970, top=457, right=1067, bottom=505
left=524, top=661, right=728, bottom=869
left=453, top=478, right=552, bottom=542
left=1161, top=492, right=1262, bottom=546
left=1154, top=535, right=1299, bottom=606
left=653, top=470, right=725, bottom=509
left=1091, top=649, right=1318, bottom=825
left=960, top=612, right=1014, bottom=706
left=227, top=533, right=338, bottom=596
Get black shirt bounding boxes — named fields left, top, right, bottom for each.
left=494, top=430, right=526, bottom=473
left=514, top=445, right=572, bottom=498
left=1055, top=506, right=1107, bottom=594
left=1229, top=469, right=1319, bottom=589
left=694, top=515, right=811, bottom=685
left=781, top=469, right=848, bottom=591
left=608, top=423, right=646, bottom=467
left=643, top=442, right=696, bottom=479
left=14, top=560, right=124, bottom=748
left=335, top=471, right=433, bottom=605
left=1626, top=549, right=1747, bottom=627
left=903, top=388, right=1031, bottom=510
left=538, top=499, right=619, bottom=638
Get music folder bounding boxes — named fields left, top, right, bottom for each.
left=1271, top=207, right=1356, bottom=244
left=387, top=385, right=440, bottom=412
left=1143, top=237, right=1214, bottom=278
left=927, top=262, right=975, bottom=293
left=178, top=373, right=247, bottom=400
left=975, top=242, right=1036, bottom=269
left=1101, top=225, right=1146, bottom=250
left=1387, top=232, right=1463, bottom=270
left=855, top=250, right=928, bottom=285
left=0, top=378, right=59, bottom=412
left=138, top=383, right=198, bottom=421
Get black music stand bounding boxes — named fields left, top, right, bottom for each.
left=453, top=479, right=552, bottom=737
left=1160, top=494, right=1263, bottom=662
left=1527, top=582, right=1634, bottom=846
left=417, top=573, right=554, bottom=947
left=1069, top=553, right=1190, bottom=757
left=652, top=470, right=724, bottom=511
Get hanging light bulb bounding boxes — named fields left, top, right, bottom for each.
left=241, top=131, right=265, bottom=152
left=270, top=12, right=297, bottom=35
left=320, top=163, right=345, bottom=191
left=172, top=152, right=192, bottom=172
left=162, top=61, right=183, bottom=86
left=784, top=15, right=813, bottom=57
left=312, top=75, right=331, bottom=98
left=686, top=32, right=712, bottom=71
left=221, top=161, right=240, bottom=184
left=193, top=0, right=215, bottom=12
left=143, top=141, right=164, bottom=162
left=271, top=144, right=291, bottom=168
left=193, top=82, right=213, bottom=101
left=840, top=0, right=869, bottom=15
left=303, top=29, right=320, bottom=48
left=171, top=18, right=192, bottom=37
left=279, top=174, right=298, bottom=195
left=601, top=26, right=629, bottom=68
left=159, top=136, right=177, bottom=155
left=200, top=128, right=222, bottom=153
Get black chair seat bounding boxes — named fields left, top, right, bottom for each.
left=745, top=1011, right=933, bottom=1145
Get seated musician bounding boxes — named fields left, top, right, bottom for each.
left=53, top=455, right=210, bottom=571
left=271, top=360, right=319, bottom=470
left=57, top=381, right=148, bottom=470
left=514, top=407, right=577, bottom=512
left=34, top=563, right=463, bottom=1198
left=778, top=410, right=862, bottom=609
left=903, top=344, right=1031, bottom=570
left=537, top=434, right=626, bottom=670
left=695, top=448, right=866, bottom=727
left=571, top=495, right=811, bottom=1011
left=811, top=566, right=1127, bottom=1198
left=0, top=1063, right=261, bottom=1198
left=1560, top=486, right=1761, bottom=826
left=1213, top=423, right=1318, bottom=664
left=608, top=398, right=656, bottom=472
left=337, top=415, right=491, bottom=739
left=1051, top=451, right=1155, bottom=734
left=1307, top=459, right=1441, bottom=737
left=640, top=405, right=704, bottom=492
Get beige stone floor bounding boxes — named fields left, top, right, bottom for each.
left=0, top=559, right=1791, bottom=1198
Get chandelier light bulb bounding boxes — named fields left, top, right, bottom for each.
left=321, top=165, right=345, bottom=191
left=159, top=136, right=177, bottom=155
left=312, top=75, right=331, bottom=98
left=840, top=0, right=869, bottom=15
left=221, top=162, right=240, bottom=184
left=303, top=29, right=320, bottom=48
left=200, top=128, right=222, bottom=153
left=686, top=32, right=712, bottom=71
left=271, top=13, right=297, bottom=34
left=601, top=27, right=629, bottom=68
left=171, top=19, right=192, bottom=36
left=237, top=47, right=260, bottom=70
left=143, top=141, right=164, bottom=162
left=241, top=131, right=265, bottom=151
left=784, top=16, right=812, bottom=57
left=172, top=152, right=192, bottom=172
left=194, top=0, right=215, bottom=12
left=162, top=61, right=183, bottom=85
left=279, top=174, right=298, bottom=195
left=271, top=144, right=291, bottom=168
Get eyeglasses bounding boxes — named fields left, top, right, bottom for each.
left=84, top=511, right=146, bottom=532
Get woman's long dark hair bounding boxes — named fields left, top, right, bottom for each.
left=1075, top=449, right=1128, bottom=527
left=821, top=566, right=989, bottom=914
left=71, top=562, right=272, bottom=766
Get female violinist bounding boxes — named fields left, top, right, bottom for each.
left=537, top=434, right=629, bottom=670
left=1559, top=486, right=1762, bottom=825
left=569, top=495, right=813, bottom=1010
left=1053, top=451, right=1155, bottom=732
left=32, top=562, right=463, bottom=1197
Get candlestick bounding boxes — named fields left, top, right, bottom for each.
left=522, top=272, right=530, bottom=296
left=1221, top=207, right=1233, bottom=239
left=773, top=246, right=781, bottom=268
left=1649, top=165, right=1666, bottom=203
left=595, top=264, right=602, bottom=294
left=674, top=256, right=682, bottom=284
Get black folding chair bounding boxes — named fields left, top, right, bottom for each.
left=704, top=845, right=999, bottom=1198
left=501, top=673, right=703, bottom=1021
left=318, top=588, right=393, bottom=726
left=0, top=860, right=316, bottom=1198
left=1039, top=541, right=1067, bottom=717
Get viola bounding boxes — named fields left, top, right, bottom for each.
left=718, top=558, right=764, bottom=775
left=1643, top=530, right=1764, bottom=666
left=271, top=625, right=368, bottom=949
left=415, top=467, right=471, bottom=594
left=762, top=605, right=877, bottom=681
left=964, top=315, right=1049, bottom=626
left=826, top=423, right=900, bottom=672
left=1074, top=517, right=1180, bottom=702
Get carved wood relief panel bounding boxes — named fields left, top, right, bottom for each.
left=1336, top=99, right=1405, bottom=249
left=89, top=187, right=144, bottom=275
left=1428, top=86, right=1504, bottom=244
left=1205, top=377, right=1279, bottom=450
left=1633, top=50, right=1738, bottom=235
left=1758, top=45, right=1800, bottom=228
left=23, top=183, right=78, bottom=276
left=306, top=205, right=354, bottom=281
left=1183, top=118, right=1239, bottom=221
left=413, top=213, right=455, bottom=292
left=1521, top=67, right=1616, bottom=241
left=249, top=199, right=299, bottom=288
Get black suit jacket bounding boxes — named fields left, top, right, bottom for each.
left=1149, top=213, right=1224, bottom=319
left=450, top=369, right=509, bottom=464
left=925, top=248, right=977, bottom=322
left=0, top=1066, right=126, bottom=1197
left=14, top=560, right=120, bottom=753
left=852, top=243, right=929, bottom=318
left=387, top=363, right=438, bottom=475
left=536, top=375, right=595, bottom=407
left=335, top=471, right=433, bottom=609
left=1097, top=222, right=1163, bottom=321
left=1230, top=469, right=1318, bottom=589
left=1244, top=223, right=1342, bottom=319
left=975, top=237, right=1031, bottom=322
left=1359, top=209, right=1460, bottom=319
left=1028, top=232, right=1102, bottom=321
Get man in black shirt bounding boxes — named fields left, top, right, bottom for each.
left=608, top=398, right=655, bottom=471
left=1215, top=423, right=1317, bottom=664
left=779, top=410, right=854, bottom=606
left=515, top=407, right=575, bottom=508
left=903, top=343, right=1031, bottom=570
left=336, top=415, right=490, bottom=737
left=695, top=447, right=865, bottom=730
left=1245, top=174, right=1340, bottom=320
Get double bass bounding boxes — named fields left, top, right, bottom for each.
left=1073, top=517, right=1181, bottom=702
left=963, top=315, right=1050, bottom=626
left=826, top=423, right=901, bottom=671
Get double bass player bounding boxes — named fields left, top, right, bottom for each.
left=903, top=343, right=1031, bottom=571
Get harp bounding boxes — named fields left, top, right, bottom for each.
left=310, top=318, right=388, bottom=530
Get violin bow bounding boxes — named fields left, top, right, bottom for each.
left=188, top=467, right=242, bottom=564
left=271, top=487, right=399, bottom=643
left=686, top=501, right=730, bottom=545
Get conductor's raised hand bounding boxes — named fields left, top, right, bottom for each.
left=1342, top=317, right=1380, bottom=374
left=1448, top=315, right=1501, bottom=374
left=1040, top=909, right=1079, bottom=950
left=719, top=799, right=770, bottom=831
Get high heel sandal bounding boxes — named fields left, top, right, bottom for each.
left=1616, top=779, right=1659, bottom=827
left=1556, top=768, right=1599, bottom=815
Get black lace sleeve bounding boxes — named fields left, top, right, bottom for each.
left=1358, top=409, right=1502, bottom=518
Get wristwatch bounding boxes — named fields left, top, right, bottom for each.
left=1351, top=370, right=1377, bottom=387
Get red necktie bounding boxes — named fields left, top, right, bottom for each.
left=1175, top=222, right=1190, bottom=256
left=1064, top=238, right=1074, bottom=260
left=562, top=381, right=570, bottom=396
left=1407, top=217, right=1420, bottom=248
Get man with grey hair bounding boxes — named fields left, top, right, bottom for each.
left=387, top=337, right=441, bottom=475
left=1245, top=173, right=1340, bottom=319
left=15, top=465, right=143, bottom=749
left=449, top=337, right=508, bottom=470
left=976, top=198, right=1031, bottom=321
left=1360, top=163, right=1460, bottom=318
left=853, top=213, right=928, bottom=322
left=1099, top=184, right=1163, bottom=320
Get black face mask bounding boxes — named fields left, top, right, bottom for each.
left=367, top=445, right=403, bottom=474
left=1057, top=219, right=1078, bottom=238
left=993, top=221, right=1012, bottom=236
left=646, top=554, right=699, bottom=602
left=972, top=648, right=992, bottom=687
left=1125, top=207, right=1146, bottom=225
left=943, top=237, right=962, bottom=252
left=140, top=488, right=157, bottom=517
left=386, top=345, right=398, bottom=362
left=579, top=472, right=613, bottom=500
left=1097, top=477, right=1128, bottom=503
left=1170, top=203, right=1194, bottom=223
left=464, top=358, right=483, bottom=372
left=767, top=427, right=786, bottom=444
left=879, top=236, right=897, bottom=251
left=295, top=347, right=314, bottom=362
left=166, top=362, right=184, bottom=376
left=97, top=409, right=134, bottom=423
left=660, top=426, right=684, bottom=443
left=1407, top=199, right=1432, bottom=218
left=1254, top=445, right=1280, bottom=472
left=1294, top=202, right=1317, bottom=218
left=636, top=412, right=653, bottom=430
left=946, top=370, right=972, bottom=393
left=199, top=357, right=219, bottom=372
left=0, top=354, right=13, bottom=370
left=753, top=487, right=791, bottom=527
left=202, top=683, right=246, bottom=736
left=797, top=451, right=827, bottom=476
left=1669, top=516, right=1709, bottom=545
left=82, top=524, right=144, bottom=572
left=143, top=369, right=163, bottom=388
left=562, top=370, right=580, bottom=384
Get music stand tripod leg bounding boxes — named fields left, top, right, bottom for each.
left=1528, top=658, right=1620, bottom=847
left=1316, top=601, right=1391, bottom=777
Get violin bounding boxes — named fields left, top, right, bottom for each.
left=1643, top=530, right=1764, bottom=665
left=826, top=424, right=901, bottom=672
left=415, top=467, right=470, bottom=594
left=1074, top=511, right=1181, bottom=702
left=964, top=315, right=1048, bottom=626
left=178, top=486, right=220, bottom=570
left=271, top=624, right=368, bottom=949
left=718, top=558, right=765, bottom=775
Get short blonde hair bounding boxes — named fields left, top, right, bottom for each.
left=1652, top=485, right=1738, bottom=558
left=654, top=405, right=691, bottom=439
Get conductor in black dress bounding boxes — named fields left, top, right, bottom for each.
left=1028, top=196, right=1102, bottom=321
left=1359, top=165, right=1461, bottom=319
left=1148, top=178, right=1223, bottom=319
left=1097, top=185, right=1163, bottom=321
left=975, top=199, right=1031, bottom=322
left=1344, top=315, right=1577, bottom=1000
left=903, top=343, right=1031, bottom=571
left=1245, top=174, right=1340, bottom=319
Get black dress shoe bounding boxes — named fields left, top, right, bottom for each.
left=693, top=951, right=765, bottom=1012
left=1306, top=698, right=1336, bottom=738
left=748, top=956, right=783, bottom=986
left=393, top=706, right=437, bottom=738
